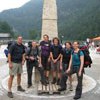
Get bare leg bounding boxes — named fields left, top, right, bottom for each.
left=69, top=75, right=72, bottom=85
left=68, top=75, right=73, bottom=91
left=46, top=71, right=49, bottom=78
left=8, top=75, right=14, bottom=92
left=17, top=74, right=21, bottom=86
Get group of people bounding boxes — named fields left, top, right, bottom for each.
left=7, top=35, right=84, bottom=100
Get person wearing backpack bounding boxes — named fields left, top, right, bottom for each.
left=50, top=37, right=62, bottom=85
left=7, top=36, right=25, bottom=98
left=26, top=41, right=47, bottom=88
left=40, top=34, right=51, bottom=84
left=58, top=41, right=84, bottom=100
left=60, top=42, right=73, bottom=91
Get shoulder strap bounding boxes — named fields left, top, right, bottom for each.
left=72, top=50, right=81, bottom=57
left=78, top=50, right=81, bottom=57
left=36, top=46, right=39, bottom=55
left=27, top=47, right=32, bottom=56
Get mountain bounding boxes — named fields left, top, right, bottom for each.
left=0, top=0, right=43, bottom=38
left=57, top=0, right=100, bottom=40
left=0, top=0, right=100, bottom=40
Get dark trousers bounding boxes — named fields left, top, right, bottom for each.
left=26, top=60, right=45, bottom=85
left=60, top=67, right=83, bottom=96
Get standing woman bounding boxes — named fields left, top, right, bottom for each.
left=60, top=42, right=73, bottom=90
left=40, top=34, right=51, bottom=84
left=50, top=37, right=62, bottom=84
left=26, top=41, right=47, bottom=88
left=58, top=41, right=84, bottom=100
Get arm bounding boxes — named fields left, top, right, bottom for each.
left=50, top=52, right=54, bottom=61
left=37, top=56, right=42, bottom=66
left=60, top=54, right=63, bottom=70
left=8, top=45, right=14, bottom=68
left=79, top=55, right=84, bottom=76
left=60, top=54, right=63, bottom=66
left=8, top=53, right=13, bottom=69
left=56, top=53, right=61, bottom=61
left=22, top=53, right=25, bottom=65
left=66, top=55, right=72, bottom=73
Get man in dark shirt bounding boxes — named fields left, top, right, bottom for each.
left=7, top=36, right=25, bottom=98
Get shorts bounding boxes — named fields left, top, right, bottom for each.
left=41, top=56, right=51, bottom=71
left=9, top=62, right=23, bottom=76
left=51, top=60, right=60, bottom=72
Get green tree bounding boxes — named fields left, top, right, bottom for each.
left=29, top=30, right=38, bottom=40
left=0, top=21, right=14, bottom=37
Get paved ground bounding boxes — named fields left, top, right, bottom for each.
left=0, top=46, right=100, bottom=100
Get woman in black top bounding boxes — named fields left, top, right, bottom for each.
left=60, top=42, right=73, bottom=91
left=50, top=37, right=62, bottom=84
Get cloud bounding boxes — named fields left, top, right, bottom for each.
left=0, top=0, right=30, bottom=12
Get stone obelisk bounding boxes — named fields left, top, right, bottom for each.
left=41, top=0, right=58, bottom=40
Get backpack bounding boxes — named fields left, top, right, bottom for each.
left=78, top=46, right=92, bottom=68
left=27, top=46, right=39, bottom=58
left=7, top=41, right=16, bottom=50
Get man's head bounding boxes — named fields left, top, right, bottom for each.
left=17, top=36, right=23, bottom=45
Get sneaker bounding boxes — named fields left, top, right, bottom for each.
left=52, top=78, right=56, bottom=84
left=7, top=92, right=13, bottom=98
left=27, top=84, right=32, bottom=88
left=57, top=79, right=60, bottom=85
left=17, top=86, right=25, bottom=92
left=69, top=84, right=73, bottom=91
left=41, top=80, right=47, bottom=86
left=73, top=95, right=81, bottom=100
left=58, top=88, right=66, bottom=92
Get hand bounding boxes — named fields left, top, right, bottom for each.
left=29, top=56, right=34, bottom=61
left=22, top=60, right=25, bottom=65
left=54, top=59, right=57, bottom=63
left=39, top=64, right=42, bottom=68
left=78, top=70, right=82, bottom=77
left=48, top=58, right=51, bottom=62
left=9, top=62, right=13, bottom=69
left=66, top=68, right=70, bottom=74
left=60, top=65, right=63, bottom=70
left=26, top=56, right=29, bottom=59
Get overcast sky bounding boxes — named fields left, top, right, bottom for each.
left=0, top=0, right=30, bottom=12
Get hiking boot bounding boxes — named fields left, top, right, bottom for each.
left=46, top=77, right=49, bottom=84
left=41, top=80, right=47, bottom=86
left=52, top=78, right=56, bottom=84
left=7, top=92, right=13, bottom=98
left=73, top=95, right=81, bottom=100
left=69, top=84, right=73, bottom=91
left=17, top=86, right=25, bottom=92
left=57, top=78, right=60, bottom=85
left=58, top=88, right=66, bottom=92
